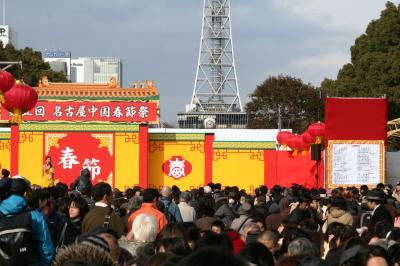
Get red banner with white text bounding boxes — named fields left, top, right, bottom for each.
left=45, top=132, right=115, bottom=186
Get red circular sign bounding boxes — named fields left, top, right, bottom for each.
left=162, top=156, right=192, bottom=180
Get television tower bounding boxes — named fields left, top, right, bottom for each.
left=178, top=0, right=247, bottom=129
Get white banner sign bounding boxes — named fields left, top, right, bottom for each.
left=329, top=141, right=384, bottom=186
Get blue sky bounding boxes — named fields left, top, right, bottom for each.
left=6, top=0, right=400, bottom=124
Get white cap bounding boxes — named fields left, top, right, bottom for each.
left=204, top=186, right=212, bottom=194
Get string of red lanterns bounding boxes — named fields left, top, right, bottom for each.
left=0, top=71, right=38, bottom=125
left=276, top=122, right=325, bottom=156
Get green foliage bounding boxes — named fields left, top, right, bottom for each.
left=320, top=2, right=400, bottom=120
left=0, top=43, right=67, bottom=86
left=246, top=75, right=321, bottom=133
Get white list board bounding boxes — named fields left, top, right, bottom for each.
left=330, top=142, right=383, bottom=186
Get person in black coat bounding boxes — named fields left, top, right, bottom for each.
left=366, top=189, right=393, bottom=228
left=70, top=168, right=92, bottom=195
left=57, top=196, right=89, bottom=248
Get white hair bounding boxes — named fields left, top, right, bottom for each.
left=132, top=214, right=157, bottom=243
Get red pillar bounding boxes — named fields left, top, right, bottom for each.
left=10, top=125, right=19, bottom=176
left=204, top=133, right=214, bottom=185
left=139, top=124, right=149, bottom=188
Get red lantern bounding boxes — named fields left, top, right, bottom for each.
left=276, top=131, right=293, bottom=146
left=308, top=122, right=325, bottom=144
left=0, top=71, right=15, bottom=103
left=301, top=131, right=316, bottom=144
left=3, top=82, right=38, bottom=124
left=286, top=135, right=304, bottom=156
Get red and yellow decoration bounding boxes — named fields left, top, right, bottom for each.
left=0, top=71, right=15, bottom=104
left=2, top=81, right=38, bottom=125
left=276, top=122, right=325, bottom=156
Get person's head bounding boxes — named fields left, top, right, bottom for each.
left=298, top=196, right=311, bottom=210
left=1, top=169, right=10, bottom=178
left=8, top=176, right=30, bottom=197
left=366, top=189, right=384, bottom=210
left=178, top=248, right=246, bottom=266
left=92, top=182, right=112, bottom=205
left=287, top=237, right=315, bottom=257
left=53, top=243, right=117, bottom=266
left=45, top=156, right=52, bottom=165
left=367, top=257, right=389, bottom=266
left=258, top=230, right=280, bottom=254
left=331, top=196, right=347, bottom=211
left=131, top=214, right=157, bottom=243
left=156, top=237, right=190, bottom=257
left=196, top=232, right=233, bottom=253
left=211, top=220, right=225, bottom=234
left=161, top=186, right=172, bottom=198
left=180, top=191, right=191, bottom=203
left=69, top=196, right=89, bottom=220
left=239, top=242, right=274, bottom=266
left=241, top=223, right=261, bottom=243
left=142, top=188, right=159, bottom=203
left=396, top=182, right=400, bottom=193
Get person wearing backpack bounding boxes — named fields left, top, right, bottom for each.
left=81, top=182, right=124, bottom=238
left=0, top=176, right=54, bottom=266
left=160, top=186, right=183, bottom=223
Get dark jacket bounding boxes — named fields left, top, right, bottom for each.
left=0, top=195, right=54, bottom=266
left=370, top=204, right=393, bottom=228
left=70, top=169, right=92, bottom=195
left=82, top=205, right=125, bottom=238
left=160, top=197, right=183, bottom=223
left=61, top=218, right=82, bottom=246
left=215, top=203, right=237, bottom=227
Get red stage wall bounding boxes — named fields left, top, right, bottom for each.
left=325, top=98, right=388, bottom=143
left=264, top=150, right=325, bottom=189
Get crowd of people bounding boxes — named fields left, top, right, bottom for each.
left=1, top=168, right=400, bottom=266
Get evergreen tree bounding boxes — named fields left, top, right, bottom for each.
left=0, top=43, right=67, bottom=86
left=320, top=2, right=400, bottom=120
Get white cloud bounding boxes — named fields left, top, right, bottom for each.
left=290, top=52, right=350, bottom=70
left=273, top=0, right=400, bottom=32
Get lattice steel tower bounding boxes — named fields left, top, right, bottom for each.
left=178, top=0, right=247, bottom=129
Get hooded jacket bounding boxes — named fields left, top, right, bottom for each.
left=0, top=195, right=54, bottom=266
left=327, top=207, right=353, bottom=226
left=70, top=168, right=92, bottom=195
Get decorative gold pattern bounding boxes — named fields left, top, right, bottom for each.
left=213, top=149, right=265, bottom=161
left=326, top=140, right=385, bottom=188
left=149, top=133, right=205, bottom=141
left=45, top=133, right=67, bottom=154
left=149, top=141, right=204, bottom=153
left=115, top=133, right=139, bottom=144
left=0, top=140, right=11, bottom=151
left=0, top=133, right=10, bottom=140
left=20, top=123, right=139, bottom=132
left=213, top=141, right=276, bottom=150
left=19, top=132, right=43, bottom=144
left=92, top=134, right=114, bottom=156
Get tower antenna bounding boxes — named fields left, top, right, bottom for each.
left=178, top=0, right=247, bottom=129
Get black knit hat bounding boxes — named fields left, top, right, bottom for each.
left=80, top=235, right=110, bottom=253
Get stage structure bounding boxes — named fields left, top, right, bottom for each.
left=0, top=77, right=324, bottom=191
left=178, top=0, right=247, bottom=129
